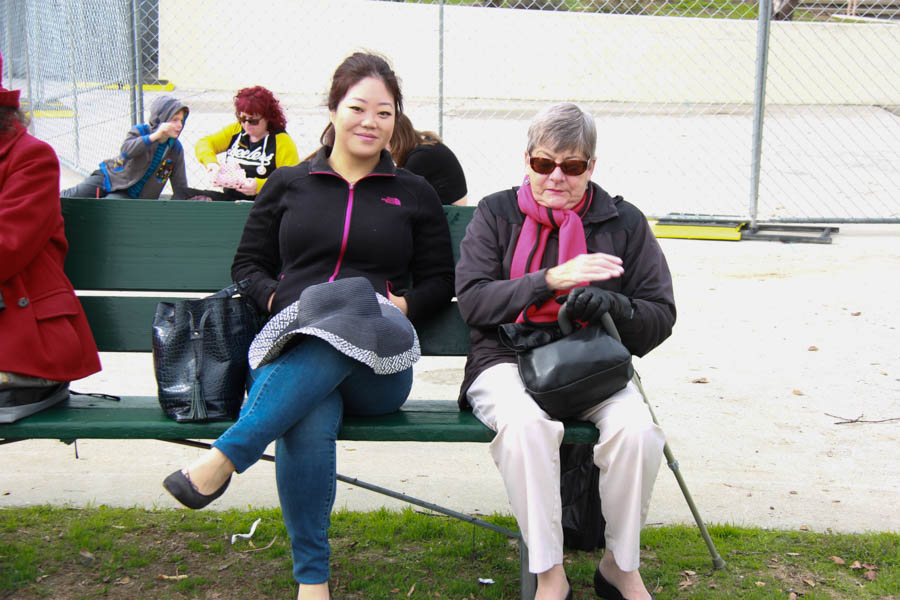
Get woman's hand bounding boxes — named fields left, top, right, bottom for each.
left=235, top=179, right=257, bottom=196
left=564, top=286, right=632, bottom=323
left=545, top=252, right=623, bottom=290
left=389, top=292, right=409, bottom=315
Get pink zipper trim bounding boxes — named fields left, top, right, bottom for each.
left=329, top=183, right=354, bottom=282
left=314, top=170, right=393, bottom=282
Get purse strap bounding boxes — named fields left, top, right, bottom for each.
left=206, top=279, right=251, bottom=299
left=599, top=313, right=620, bottom=341
left=557, top=305, right=575, bottom=335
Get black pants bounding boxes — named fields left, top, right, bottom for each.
left=61, top=170, right=130, bottom=199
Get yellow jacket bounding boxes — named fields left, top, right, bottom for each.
left=195, top=122, right=299, bottom=196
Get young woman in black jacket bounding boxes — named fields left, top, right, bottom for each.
left=163, top=52, right=454, bottom=600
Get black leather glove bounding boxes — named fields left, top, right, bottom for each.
left=562, top=287, right=632, bottom=324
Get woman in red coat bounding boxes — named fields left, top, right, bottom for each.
left=0, top=52, right=101, bottom=421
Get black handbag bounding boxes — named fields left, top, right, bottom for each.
left=152, top=280, right=264, bottom=422
left=499, top=306, right=633, bottom=420
left=560, top=442, right=606, bottom=551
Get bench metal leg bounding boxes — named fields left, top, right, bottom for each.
left=163, top=438, right=537, bottom=595
left=519, top=539, right=536, bottom=600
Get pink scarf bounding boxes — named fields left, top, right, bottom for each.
left=510, top=177, right=592, bottom=323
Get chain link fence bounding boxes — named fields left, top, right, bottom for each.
left=3, top=0, right=898, bottom=222
left=2, top=0, right=143, bottom=174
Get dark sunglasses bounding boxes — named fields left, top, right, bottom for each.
left=237, top=115, right=262, bottom=126
left=529, top=156, right=590, bottom=176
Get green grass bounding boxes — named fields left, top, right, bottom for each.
left=1, top=505, right=896, bottom=599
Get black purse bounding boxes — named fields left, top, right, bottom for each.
left=152, top=280, right=264, bottom=422
left=499, top=306, right=633, bottom=420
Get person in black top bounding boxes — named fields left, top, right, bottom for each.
left=162, top=53, right=453, bottom=600
left=389, top=112, right=468, bottom=206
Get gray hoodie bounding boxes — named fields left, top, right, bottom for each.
left=98, top=95, right=189, bottom=199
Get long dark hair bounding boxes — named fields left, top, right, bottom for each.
left=315, top=52, right=403, bottom=152
left=389, top=112, right=441, bottom=168
left=233, top=86, right=287, bottom=131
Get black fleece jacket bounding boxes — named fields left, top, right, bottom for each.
left=232, top=147, right=454, bottom=324
left=455, top=183, right=676, bottom=408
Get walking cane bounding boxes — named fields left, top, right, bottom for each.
left=602, top=313, right=727, bottom=570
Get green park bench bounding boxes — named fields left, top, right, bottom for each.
left=0, top=198, right=604, bottom=598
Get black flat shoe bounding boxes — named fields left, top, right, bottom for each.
left=163, top=469, right=231, bottom=509
left=594, top=565, right=654, bottom=600
left=594, top=565, right=626, bottom=600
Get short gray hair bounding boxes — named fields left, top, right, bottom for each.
left=526, top=103, right=596, bottom=160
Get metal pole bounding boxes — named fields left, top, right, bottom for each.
left=749, top=0, right=773, bottom=231
left=601, top=314, right=727, bottom=570
left=3, top=1, right=12, bottom=81
left=163, top=439, right=521, bottom=541
left=438, top=0, right=444, bottom=138
left=519, top=541, right=537, bottom=600
left=132, top=0, right=143, bottom=119
left=66, top=2, right=80, bottom=169
left=633, top=374, right=727, bottom=570
left=126, top=0, right=140, bottom=125
left=22, top=1, right=34, bottom=135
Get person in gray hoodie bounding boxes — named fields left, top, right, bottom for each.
left=62, top=95, right=189, bottom=199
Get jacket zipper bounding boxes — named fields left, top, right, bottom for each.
left=317, top=172, right=391, bottom=282
left=328, top=182, right=355, bottom=282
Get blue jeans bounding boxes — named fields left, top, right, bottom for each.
left=213, top=337, right=412, bottom=583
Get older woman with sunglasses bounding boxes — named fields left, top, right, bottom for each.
left=455, top=103, right=676, bottom=600
left=193, top=86, right=299, bottom=200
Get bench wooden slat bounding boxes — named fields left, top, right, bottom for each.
left=79, top=295, right=469, bottom=356
left=62, top=199, right=248, bottom=292
left=0, top=398, right=599, bottom=444
left=78, top=296, right=470, bottom=355
left=63, top=198, right=476, bottom=292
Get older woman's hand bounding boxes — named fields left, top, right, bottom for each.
left=563, top=286, right=633, bottom=323
left=545, top=252, right=623, bottom=290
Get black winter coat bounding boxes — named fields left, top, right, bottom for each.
left=232, top=148, right=455, bottom=324
left=455, top=183, right=676, bottom=408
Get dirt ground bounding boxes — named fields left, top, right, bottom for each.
left=2, top=170, right=898, bottom=535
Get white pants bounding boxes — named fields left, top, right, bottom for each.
left=467, top=363, right=665, bottom=574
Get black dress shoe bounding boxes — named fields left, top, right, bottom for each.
left=594, top=565, right=626, bottom=600
left=593, top=565, right=655, bottom=600
left=163, top=469, right=231, bottom=509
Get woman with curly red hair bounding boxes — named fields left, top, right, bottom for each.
left=193, top=86, right=299, bottom=201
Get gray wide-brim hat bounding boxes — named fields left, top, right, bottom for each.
left=248, top=277, right=420, bottom=374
